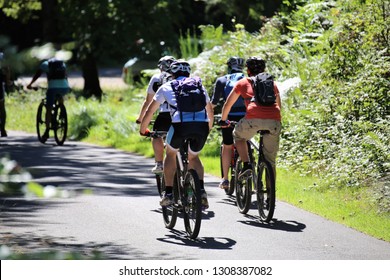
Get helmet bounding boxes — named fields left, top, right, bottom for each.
left=169, top=60, right=191, bottom=75
left=227, top=56, right=245, bottom=73
left=158, top=55, right=176, bottom=72
left=245, top=56, right=266, bottom=74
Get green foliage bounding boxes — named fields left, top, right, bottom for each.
left=178, top=28, right=200, bottom=59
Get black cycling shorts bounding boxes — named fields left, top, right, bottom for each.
left=153, top=112, right=171, bottom=132
left=166, top=122, right=209, bottom=153
left=222, top=115, right=244, bottom=145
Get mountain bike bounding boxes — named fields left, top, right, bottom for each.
left=35, top=89, right=68, bottom=146
left=229, top=122, right=276, bottom=222
left=153, top=134, right=203, bottom=239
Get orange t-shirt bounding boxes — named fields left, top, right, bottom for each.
left=233, top=77, right=281, bottom=121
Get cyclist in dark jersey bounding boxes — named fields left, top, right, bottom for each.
left=27, top=58, right=71, bottom=141
left=211, top=57, right=246, bottom=189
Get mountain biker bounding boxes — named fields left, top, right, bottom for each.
left=26, top=57, right=71, bottom=142
left=140, top=60, right=213, bottom=209
left=210, top=56, right=246, bottom=189
left=136, top=55, right=176, bottom=173
left=0, top=52, right=10, bottom=137
left=219, top=56, right=282, bottom=178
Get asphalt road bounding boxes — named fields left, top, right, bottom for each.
left=1, top=131, right=390, bottom=260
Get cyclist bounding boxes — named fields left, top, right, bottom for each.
left=27, top=57, right=71, bottom=141
left=0, top=52, right=10, bottom=137
left=219, top=56, right=282, bottom=178
left=210, top=56, right=246, bottom=189
left=136, top=55, right=176, bottom=173
left=140, top=60, right=213, bottom=209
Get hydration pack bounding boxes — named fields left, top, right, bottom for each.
left=47, top=58, right=66, bottom=80
left=223, top=73, right=246, bottom=114
left=170, top=76, right=207, bottom=121
left=250, top=73, right=276, bottom=106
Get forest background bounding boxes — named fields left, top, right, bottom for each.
left=1, top=0, right=389, bottom=249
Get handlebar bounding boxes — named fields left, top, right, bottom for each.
left=141, top=130, right=168, bottom=139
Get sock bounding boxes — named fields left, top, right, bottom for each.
left=165, top=186, right=173, bottom=194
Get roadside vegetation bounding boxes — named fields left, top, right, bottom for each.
left=2, top=0, right=389, bottom=259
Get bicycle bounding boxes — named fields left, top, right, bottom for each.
left=228, top=121, right=276, bottom=222
left=35, top=88, right=68, bottom=146
left=147, top=131, right=203, bottom=239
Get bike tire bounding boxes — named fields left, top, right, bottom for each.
left=54, top=103, right=68, bottom=146
left=256, top=161, right=276, bottom=222
left=36, top=101, right=47, bottom=143
left=234, top=158, right=252, bottom=214
left=183, top=169, right=202, bottom=239
left=162, top=173, right=178, bottom=229
left=226, top=146, right=238, bottom=195
left=155, top=174, right=163, bottom=196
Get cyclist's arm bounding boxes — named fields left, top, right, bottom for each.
left=221, top=89, right=240, bottom=121
left=140, top=100, right=160, bottom=134
left=274, top=83, right=282, bottom=110
left=136, top=93, right=154, bottom=123
left=26, top=69, right=43, bottom=89
left=206, top=102, right=214, bottom=130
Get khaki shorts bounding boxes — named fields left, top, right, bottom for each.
left=233, top=118, right=282, bottom=166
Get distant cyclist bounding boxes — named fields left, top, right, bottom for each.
left=136, top=56, right=176, bottom=173
left=211, top=56, right=246, bottom=189
left=140, top=60, right=213, bottom=209
left=27, top=57, right=71, bottom=141
left=0, top=52, right=10, bottom=137
left=220, top=56, right=282, bottom=178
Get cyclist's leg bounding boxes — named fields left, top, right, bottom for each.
left=152, top=112, right=171, bottom=173
left=260, top=119, right=282, bottom=177
left=233, top=118, right=257, bottom=176
left=0, top=97, right=6, bottom=136
left=161, top=125, right=181, bottom=205
left=44, top=90, right=56, bottom=137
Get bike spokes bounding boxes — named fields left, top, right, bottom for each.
left=36, top=101, right=47, bottom=143
left=235, top=159, right=252, bottom=214
left=183, top=169, right=202, bottom=239
left=257, top=162, right=275, bottom=222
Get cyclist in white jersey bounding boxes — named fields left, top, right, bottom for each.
left=136, top=56, right=176, bottom=173
left=140, top=60, right=213, bottom=208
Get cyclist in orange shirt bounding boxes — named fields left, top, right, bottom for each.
left=219, top=56, right=282, bottom=178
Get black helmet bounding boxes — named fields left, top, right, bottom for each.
left=157, top=55, right=176, bottom=72
left=227, top=56, right=245, bottom=73
left=169, top=60, right=191, bottom=75
left=245, top=56, right=266, bottom=74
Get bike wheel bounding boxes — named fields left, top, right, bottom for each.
left=155, top=174, right=163, bottom=196
left=226, top=147, right=238, bottom=195
left=183, top=169, right=202, bottom=239
left=234, top=158, right=252, bottom=214
left=162, top=173, right=178, bottom=229
left=54, top=103, right=67, bottom=146
left=256, top=161, right=276, bottom=222
left=36, top=101, right=47, bottom=143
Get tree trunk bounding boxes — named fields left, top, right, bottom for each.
left=81, top=53, right=102, bottom=101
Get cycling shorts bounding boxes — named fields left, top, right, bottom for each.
left=221, top=115, right=244, bottom=145
left=46, top=88, right=70, bottom=106
left=153, top=112, right=171, bottom=132
left=166, top=122, right=209, bottom=153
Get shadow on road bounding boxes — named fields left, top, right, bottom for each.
left=239, top=213, right=306, bottom=232
left=1, top=134, right=157, bottom=197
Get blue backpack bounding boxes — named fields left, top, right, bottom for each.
left=223, top=73, right=246, bottom=116
left=170, top=76, right=207, bottom=121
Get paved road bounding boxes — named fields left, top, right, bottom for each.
left=1, top=131, right=390, bottom=260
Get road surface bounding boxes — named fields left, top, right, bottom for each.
left=1, top=131, right=390, bottom=260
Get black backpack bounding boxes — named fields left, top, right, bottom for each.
left=170, top=76, right=207, bottom=121
left=47, top=58, right=67, bottom=80
left=250, top=73, right=276, bottom=106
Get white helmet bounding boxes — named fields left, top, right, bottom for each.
left=157, top=56, right=176, bottom=72
left=169, top=60, right=191, bottom=75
